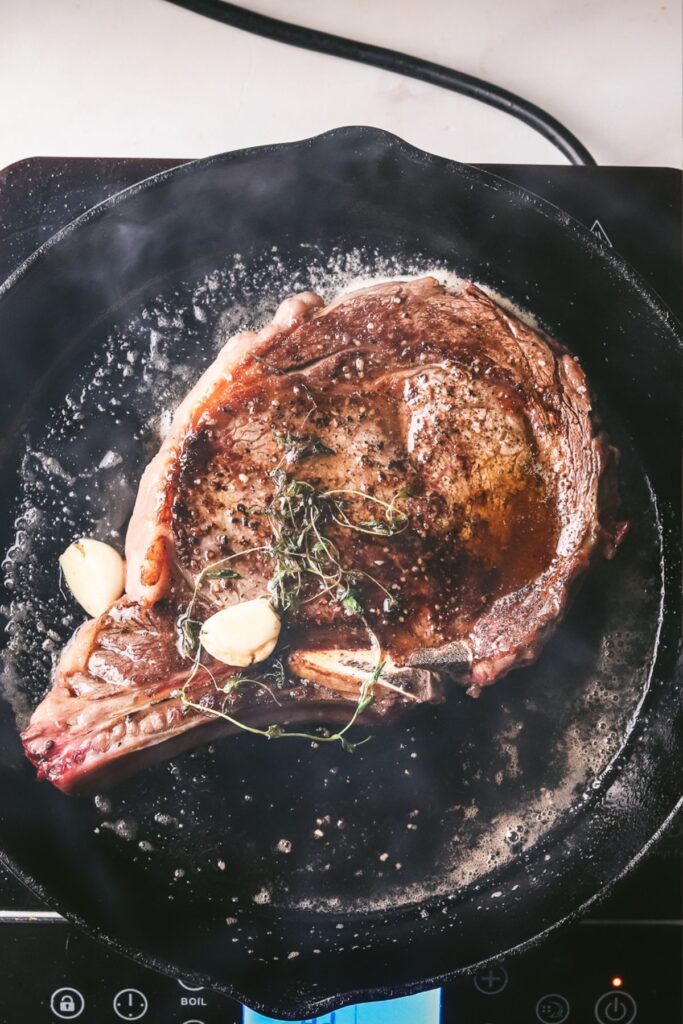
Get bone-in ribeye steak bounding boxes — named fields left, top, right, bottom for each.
left=22, top=277, right=625, bottom=793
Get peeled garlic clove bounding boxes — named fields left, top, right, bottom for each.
left=59, top=538, right=125, bottom=617
left=200, top=598, right=281, bottom=667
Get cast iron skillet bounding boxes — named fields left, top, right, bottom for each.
left=0, top=128, right=680, bottom=1018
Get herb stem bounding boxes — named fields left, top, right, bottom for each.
left=176, top=429, right=412, bottom=750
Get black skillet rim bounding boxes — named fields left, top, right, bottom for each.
left=0, top=127, right=681, bottom=1017
left=0, top=128, right=681, bottom=335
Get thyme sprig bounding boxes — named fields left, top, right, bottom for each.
left=272, top=427, right=336, bottom=465
left=264, top=473, right=408, bottom=616
left=324, top=486, right=410, bottom=538
left=177, top=430, right=412, bottom=749
left=178, top=646, right=381, bottom=752
left=178, top=544, right=268, bottom=658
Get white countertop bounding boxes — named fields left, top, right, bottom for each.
left=1, top=0, right=681, bottom=171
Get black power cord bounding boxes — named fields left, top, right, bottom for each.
left=163, top=0, right=596, bottom=166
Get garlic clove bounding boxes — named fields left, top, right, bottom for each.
left=200, top=598, right=281, bottom=667
left=59, top=538, right=126, bottom=617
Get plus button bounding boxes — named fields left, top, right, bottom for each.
left=474, top=964, right=509, bottom=995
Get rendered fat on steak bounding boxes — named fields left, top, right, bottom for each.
left=22, top=277, right=625, bottom=793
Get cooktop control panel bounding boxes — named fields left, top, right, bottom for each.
left=0, top=837, right=680, bottom=1022
left=0, top=157, right=680, bottom=1024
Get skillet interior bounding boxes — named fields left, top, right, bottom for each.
left=0, top=128, right=680, bottom=1017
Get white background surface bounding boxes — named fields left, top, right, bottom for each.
left=1, top=0, right=681, bottom=170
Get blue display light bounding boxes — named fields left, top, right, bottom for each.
left=244, top=988, right=442, bottom=1024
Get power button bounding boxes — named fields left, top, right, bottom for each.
left=594, top=990, right=637, bottom=1024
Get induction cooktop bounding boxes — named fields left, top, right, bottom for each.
left=0, top=156, right=680, bottom=1024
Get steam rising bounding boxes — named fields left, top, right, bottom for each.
left=0, top=245, right=662, bottom=923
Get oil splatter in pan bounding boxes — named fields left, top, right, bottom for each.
left=1, top=245, right=662, bottom=919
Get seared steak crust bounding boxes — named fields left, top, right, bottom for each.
left=22, top=277, right=624, bottom=793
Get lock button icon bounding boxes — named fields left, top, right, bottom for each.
left=50, top=987, right=84, bottom=1018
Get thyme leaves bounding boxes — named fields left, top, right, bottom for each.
left=177, top=428, right=411, bottom=750
left=178, top=649, right=381, bottom=753
left=272, top=427, right=336, bottom=464
left=178, top=614, right=202, bottom=659
left=264, top=473, right=408, bottom=617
